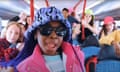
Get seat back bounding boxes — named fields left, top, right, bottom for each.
left=82, top=46, right=100, bottom=59
left=96, top=60, right=120, bottom=72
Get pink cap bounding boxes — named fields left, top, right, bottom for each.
left=104, top=16, right=115, bottom=25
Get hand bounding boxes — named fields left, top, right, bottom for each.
left=19, top=12, right=27, bottom=20
left=81, top=19, right=89, bottom=28
left=112, top=41, right=120, bottom=57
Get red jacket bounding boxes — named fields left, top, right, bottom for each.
left=0, top=39, right=19, bottom=61
left=17, top=42, right=85, bottom=72
left=0, top=39, right=10, bottom=61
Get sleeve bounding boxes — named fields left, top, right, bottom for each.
left=17, top=59, right=30, bottom=72
left=114, top=30, right=120, bottom=43
left=99, top=30, right=116, bottom=45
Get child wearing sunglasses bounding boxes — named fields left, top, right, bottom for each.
left=0, top=7, right=85, bottom=72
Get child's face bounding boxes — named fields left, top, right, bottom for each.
left=6, top=24, right=20, bottom=44
left=62, top=10, right=69, bottom=18
left=105, top=23, right=114, bottom=32
left=36, top=21, right=67, bottom=55
left=26, top=16, right=31, bottom=25
left=73, top=24, right=81, bottom=35
left=85, top=14, right=92, bottom=23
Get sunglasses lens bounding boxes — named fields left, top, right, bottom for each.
left=56, top=28, right=67, bottom=37
left=39, top=27, right=67, bottom=37
left=40, top=28, right=52, bottom=36
left=56, top=31, right=67, bottom=37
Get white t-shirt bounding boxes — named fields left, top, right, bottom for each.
left=43, top=54, right=65, bottom=72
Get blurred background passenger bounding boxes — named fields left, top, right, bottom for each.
left=0, top=22, right=24, bottom=62
left=78, top=9, right=98, bottom=45
left=72, top=23, right=81, bottom=46
left=62, top=8, right=79, bottom=26
left=99, top=16, right=117, bottom=39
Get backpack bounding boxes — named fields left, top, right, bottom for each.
left=85, top=56, right=98, bottom=72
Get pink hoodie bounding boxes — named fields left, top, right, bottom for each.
left=17, top=42, right=85, bottom=72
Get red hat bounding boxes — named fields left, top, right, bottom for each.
left=104, top=16, right=115, bottom=25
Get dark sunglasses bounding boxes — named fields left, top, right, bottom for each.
left=38, top=26, right=67, bottom=37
